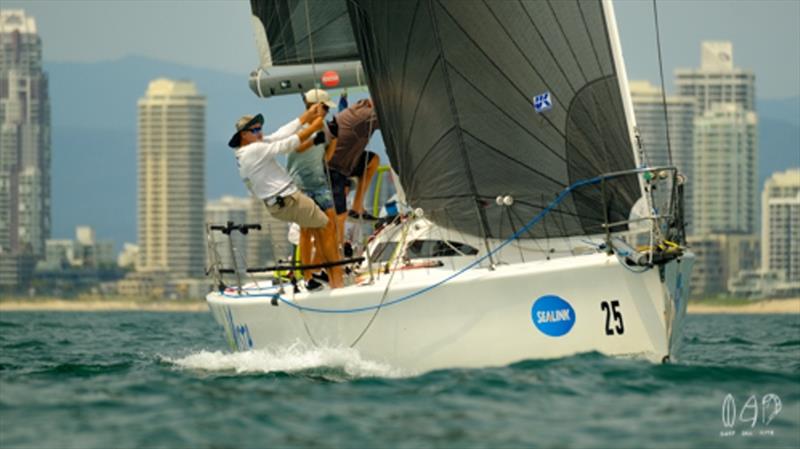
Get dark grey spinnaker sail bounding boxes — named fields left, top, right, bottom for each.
left=249, top=0, right=364, bottom=97
left=347, top=0, right=641, bottom=239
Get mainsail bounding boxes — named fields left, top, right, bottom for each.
left=347, top=0, right=641, bottom=239
left=249, top=0, right=364, bottom=97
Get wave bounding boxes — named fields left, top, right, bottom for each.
left=163, top=344, right=409, bottom=380
left=31, top=361, right=134, bottom=377
left=2, top=339, right=48, bottom=350
left=685, top=336, right=760, bottom=346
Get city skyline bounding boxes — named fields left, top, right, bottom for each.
left=0, top=3, right=795, bottom=251
left=2, top=1, right=798, bottom=99
left=0, top=6, right=796, bottom=298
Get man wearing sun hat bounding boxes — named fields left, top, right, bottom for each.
left=229, top=103, right=343, bottom=289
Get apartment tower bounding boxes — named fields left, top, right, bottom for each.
left=137, top=79, right=205, bottom=277
left=0, top=10, right=50, bottom=288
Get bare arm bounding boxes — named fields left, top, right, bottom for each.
left=299, top=103, right=325, bottom=124
left=294, top=117, right=325, bottom=153
left=296, top=116, right=323, bottom=142
left=296, top=138, right=315, bottom=153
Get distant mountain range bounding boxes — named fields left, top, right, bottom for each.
left=46, top=55, right=799, bottom=250
left=48, top=55, right=356, bottom=249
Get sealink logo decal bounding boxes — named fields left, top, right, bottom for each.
left=531, top=295, right=575, bottom=337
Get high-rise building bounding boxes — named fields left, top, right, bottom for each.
left=688, top=233, right=759, bottom=297
left=762, top=169, right=800, bottom=284
left=0, top=10, right=50, bottom=289
left=675, top=41, right=755, bottom=115
left=137, top=79, right=205, bottom=277
left=206, top=196, right=250, bottom=270
left=630, top=81, right=696, bottom=232
left=676, top=41, right=760, bottom=296
left=692, top=103, right=758, bottom=235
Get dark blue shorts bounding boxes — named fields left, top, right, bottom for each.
left=330, top=151, right=378, bottom=214
left=330, top=169, right=352, bottom=215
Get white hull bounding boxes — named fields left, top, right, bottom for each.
left=206, top=252, right=694, bottom=373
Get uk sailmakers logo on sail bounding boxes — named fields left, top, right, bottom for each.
left=531, top=295, right=575, bottom=337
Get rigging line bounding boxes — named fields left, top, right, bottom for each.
left=540, top=193, right=553, bottom=255
left=549, top=189, right=573, bottom=252
left=509, top=204, right=555, bottom=255
left=505, top=207, right=526, bottom=263
left=298, top=306, right=320, bottom=347
left=652, top=0, right=674, bottom=166
left=350, top=214, right=412, bottom=348
left=303, top=0, right=319, bottom=86
left=508, top=205, right=541, bottom=242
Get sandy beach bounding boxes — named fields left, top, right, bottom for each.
left=687, top=298, right=800, bottom=314
left=0, top=299, right=208, bottom=312
left=1, top=297, right=798, bottom=314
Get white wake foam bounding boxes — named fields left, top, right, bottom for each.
left=165, top=343, right=408, bottom=379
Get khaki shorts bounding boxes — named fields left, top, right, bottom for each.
left=265, top=191, right=328, bottom=229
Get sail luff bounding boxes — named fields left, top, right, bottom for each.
left=602, top=0, right=646, bottom=178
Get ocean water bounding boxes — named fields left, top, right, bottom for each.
left=0, top=311, right=798, bottom=449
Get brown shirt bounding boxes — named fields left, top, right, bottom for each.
left=328, top=99, right=380, bottom=176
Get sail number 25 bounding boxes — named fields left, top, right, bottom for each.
left=601, top=300, right=624, bottom=335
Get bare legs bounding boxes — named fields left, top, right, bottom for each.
left=301, top=208, right=343, bottom=289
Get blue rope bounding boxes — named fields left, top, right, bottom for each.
left=222, top=175, right=609, bottom=314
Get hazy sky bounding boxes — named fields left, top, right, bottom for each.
left=4, top=0, right=800, bottom=98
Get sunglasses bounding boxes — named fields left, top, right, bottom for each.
left=247, top=127, right=262, bottom=134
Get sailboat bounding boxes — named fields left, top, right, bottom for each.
left=206, top=0, right=694, bottom=373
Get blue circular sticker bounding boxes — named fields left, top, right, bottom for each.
left=531, top=295, right=576, bottom=337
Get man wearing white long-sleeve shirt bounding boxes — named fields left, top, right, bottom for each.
left=228, top=104, right=343, bottom=289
